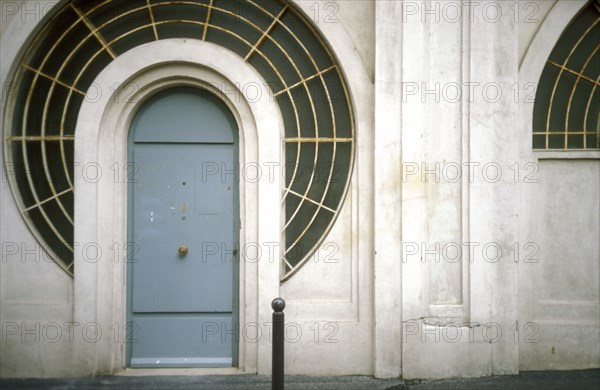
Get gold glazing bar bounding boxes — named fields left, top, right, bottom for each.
left=83, top=4, right=154, bottom=34
left=283, top=257, right=294, bottom=271
left=41, top=143, right=73, bottom=223
left=21, top=0, right=96, bottom=74
left=315, top=77, right=341, bottom=214
left=283, top=135, right=322, bottom=217
left=246, top=0, right=281, bottom=19
left=285, top=137, right=353, bottom=143
left=245, top=5, right=289, bottom=61
left=278, top=73, right=317, bottom=206
left=38, top=8, right=109, bottom=226
left=542, top=63, right=560, bottom=150
left=18, top=135, right=74, bottom=253
left=202, top=0, right=214, bottom=41
left=60, top=33, right=118, bottom=188
left=281, top=92, right=321, bottom=222
left=276, top=31, right=343, bottom=248
left=22, top=65, right=86, bottom=96
left=21, top=2, right=99, bottom=195
left=59, top=143, right=73, bottom=188
left=565, top=44, right=600, bottom=148
left=284, top=153, right=340, bottom=252
left=265, top=24, right=336, bottom=209
left=531, top=131, right=598, bottom=135
left=152, top=0, right=267, bottom=37
left=285, top=188, right=335, bottom=214
left=8, top=136, right=75, bottom=141
left=282, top=79, right=337, bottom=207
left=147, top=0, right=159, bottom=40
left=291, top=138, right=341, bottom=253
left=24, top=188, right=73, bottom=212
left=20, top=75, right=71, bottom=253
left=547, top=60, right=600, bottom=87
left=82, top=0, right=113, bottom=17
left=264, top=3, right=353, bottom=268
left=16, top=13, right=79, bottom=263
left=263, top=0, right=343, bottom=203
left=583, top=80, right=599, bottom=148
left=284, top=199, right=335, bottom=256
left=70, top=3, right=117, bottom=59
left=545, top=18, right=599, bottom=149
left=21, top=210, right=75, bottom=253
left=274, top=65, right=337, bottom=97
left=59, top=74, right=78, bottom=178
left=264, top=3, right=331, bottom=73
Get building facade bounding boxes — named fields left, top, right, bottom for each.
left=1, top=0, right=598, bottom=379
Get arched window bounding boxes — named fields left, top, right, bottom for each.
left=3, top=0, right=355, bottom=279
left=533, top=0, right=599, bottom=150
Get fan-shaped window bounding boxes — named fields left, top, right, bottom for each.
left=3, top=0, right=355, bottom=279
left=533, top=0, right=600, bottom=150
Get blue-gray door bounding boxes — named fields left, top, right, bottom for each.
left=127, top=87, right=239, bottom=368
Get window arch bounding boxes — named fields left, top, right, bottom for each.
left=3, top=0, right=355, bottom=279
left=533, top=0, right=600, bottom=150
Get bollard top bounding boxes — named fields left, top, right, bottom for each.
left=271, top=298, right=286, bottom=312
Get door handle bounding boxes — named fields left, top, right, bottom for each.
left=178, top=245, right=189, bottom=256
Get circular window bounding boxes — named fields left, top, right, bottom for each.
left=4, top=0, right=355, bottom=279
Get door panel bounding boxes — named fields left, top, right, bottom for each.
left=131, top=316, right=235, bottom=367
left=129, top=143, right=237, bottom=367
left=132, top=144, right=235, bottom=313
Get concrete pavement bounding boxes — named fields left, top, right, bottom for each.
left=0, top=369, right=598, bottom=389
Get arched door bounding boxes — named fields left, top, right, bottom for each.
left=126, top=87, right=239, bottom=367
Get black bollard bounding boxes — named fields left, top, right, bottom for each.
left=272, top=298, right=285, bottom=390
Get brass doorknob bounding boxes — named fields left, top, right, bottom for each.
left=178, top=246, right=188, bottom=256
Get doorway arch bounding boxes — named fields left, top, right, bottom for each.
left=73, top=40, right=282, bottom=374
